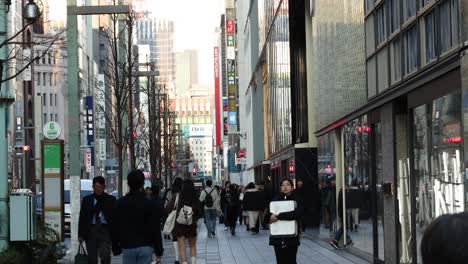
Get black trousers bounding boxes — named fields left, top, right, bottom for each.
left=86, top=224, right=112, bottom=264
left=274, top=245, right=298, bottom=264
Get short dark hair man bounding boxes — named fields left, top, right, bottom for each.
left=200, top=179, right=220, bottom=237
left=112, top=170, right=164, bottom=262
left=78, top=176, right=116, bottom=264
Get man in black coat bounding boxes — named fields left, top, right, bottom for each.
left=78, top=176, right=116, bottom=264
left=112, top=170, right=164, bottom=262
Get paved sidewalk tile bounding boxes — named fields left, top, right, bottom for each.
left=64, top=221, right=365, bottom=264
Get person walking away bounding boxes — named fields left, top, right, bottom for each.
left=199, top=180, right=220, bottom=238
left=78, top=176, right=116, bottom=264
left=421, top=212, right=468, bottom=264
left=347, top=179, right=361, bottom=231
left=225, top=184, right=241, bottom=236
left=163, top=177, right=183, bottom=264
left=242, top=182, right=266, bottom=234
left=269, top=179, right=304, bottom=264
left=220, top=181, right=231, bottom=231
left=112, top=170, right=164, bottom=264
left=149, top=184, right=165, bottom=263
left=167, top=180, right=202, bottom=264
left=329, top=187, right=354, bottom=249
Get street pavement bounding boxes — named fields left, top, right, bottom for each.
left=63, top=222, right=368, bottom=264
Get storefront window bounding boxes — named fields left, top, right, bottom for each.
left=318, top=133, right=336, bottom=239
left=413, top=92, right=463, bottom=263
left=342, top=116, right=373, bottom=255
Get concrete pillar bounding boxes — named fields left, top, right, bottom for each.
left=66, top=0, right=82, bottom=258
left=381, top=103, right=397, bottom=263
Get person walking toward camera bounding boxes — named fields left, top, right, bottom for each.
left=78, top=176, right=116, bottom=264
left=199, top=180, right=220, bottom=238
left=112, top=170, right=164, bottom=264
left=269, top=179, right=304, bottom=264
left=167, top=179, right=202, bottom=264
left=163, top=177, right=183, bottom=264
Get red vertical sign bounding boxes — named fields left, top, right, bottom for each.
left=226, top=20, right=235, bottom=34
left=214, top=47, right=221, bottom=147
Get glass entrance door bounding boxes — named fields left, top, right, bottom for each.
left=371, top=122, right=385, bottom=262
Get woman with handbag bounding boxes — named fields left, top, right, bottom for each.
left=164, top=178, right=183, bottom=264
left=269, top=179, right=304, bottom=264
left=166, top=179, right=201, bottom=264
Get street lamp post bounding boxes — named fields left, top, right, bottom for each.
left=0, top=0, right=40, bottom=252
left=67, top=0, right=129, bottom=257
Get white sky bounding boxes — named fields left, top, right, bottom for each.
left=48, top=0, right=225, bottom=86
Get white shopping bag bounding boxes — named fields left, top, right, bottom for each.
left=269, top=200, right=298, bottom=237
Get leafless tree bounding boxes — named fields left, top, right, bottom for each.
left=95, top=10, right=138, bottom=196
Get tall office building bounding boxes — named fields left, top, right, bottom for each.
left=175, top=50, right=198, bottom=97
left=136, top=18, right=176, bottom=95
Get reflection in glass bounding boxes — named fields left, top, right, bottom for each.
left=318, top=133, right=336, bottom=239
left=413, top=93, right=463, bottom=263
left=374, top=122, right=385, bottom=260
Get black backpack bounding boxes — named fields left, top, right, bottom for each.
left=204, top=189, right=214, bottom=207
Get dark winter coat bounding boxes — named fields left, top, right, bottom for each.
left=112, top=191, right=163, bottom=256
left=226, top=191, right=240, bottom=226
left=78, top=192, right=116, bottom=241
left=268, top=193, right=304, bottom=247
left=243, top=189, right=267, bottom=211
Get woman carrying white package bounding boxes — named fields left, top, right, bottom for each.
left=269, top=179, right=304, bottom=264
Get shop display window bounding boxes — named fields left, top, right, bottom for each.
left=412, top=92, right=464, bottom=263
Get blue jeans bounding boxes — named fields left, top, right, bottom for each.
left=205, top=209, right=217, bottom=235
left=122, top=246, right=153, bottom=264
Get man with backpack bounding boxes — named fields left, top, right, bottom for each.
left=199, top=180, right=220, bottom=238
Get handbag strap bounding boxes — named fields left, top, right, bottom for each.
left=174, top=193, right=179, bottom=210
left=78, top=241, right=88, bottom=255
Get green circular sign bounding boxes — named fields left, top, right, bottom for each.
left=43, top=121, right=62, bottom=140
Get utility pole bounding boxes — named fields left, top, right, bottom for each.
left=127, top=17, right=135, bottom=170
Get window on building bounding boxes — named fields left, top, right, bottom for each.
left=42, top=53, right=46, bottom=64
left=365, top=15, right=375, bottom=56
left=420, top=0, right=433, bottom=9
left=390, top=38, right=402, bottom=84
left=48, top=52, right=51, bottom=64
left=376, top=5, right=387, bottom=46
left=55, top=113, right=58, bottom=122
left=49, top=73, right=52, bottom=86
left=377, top=48, right=389, bottom=93
left=42, top=72, right=46, bottom=85
left=55, top=94, right=58, bottom=106
left=404, top=25, right=418, bottom=75
left=43, top=93, right=46, bottom=106
left=422, top=10, right=436, bottom=64
left=50, top=113, right=53, bottom=121
left=36, top=51, right=40, bottom=63
left=403, top=0, right=416, bottom=21
left=365, top=0, right=374, bottom=14
left=389, top=0, right=399, bottom=34
left=440, top=0, right=460, bottom=53
left=50, top=93, right=53, bottom=106
left=43, top=113, right=47, bottom=125
left=367, top=57, right=377, bottom=98
left=37, top=72, right=41, bottom=86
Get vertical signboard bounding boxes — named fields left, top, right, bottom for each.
left=42, top=140, right=64, bottom=240
left=214, top=47, right=221, bottom=147
left=226, top=19, right=237, bottom=133
left=96, top=75, right=106, bottom=171
left=85, top=96, right=94, bottom=168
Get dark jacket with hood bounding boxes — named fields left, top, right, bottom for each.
left=268, top=192, right=304, bottom=247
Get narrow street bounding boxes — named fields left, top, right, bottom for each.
left=82, top=222, right=367, bottom=264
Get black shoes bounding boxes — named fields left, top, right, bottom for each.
left=330, top=240, right=340, bottom=249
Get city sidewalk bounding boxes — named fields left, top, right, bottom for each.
left=63, top=222, right=369, bottom=264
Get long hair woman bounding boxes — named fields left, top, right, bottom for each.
left=269, top=179, right=304, bottom=264
left=168, top=179, right=201, bottom=264
left=164, top=177, right=184, bottom=264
